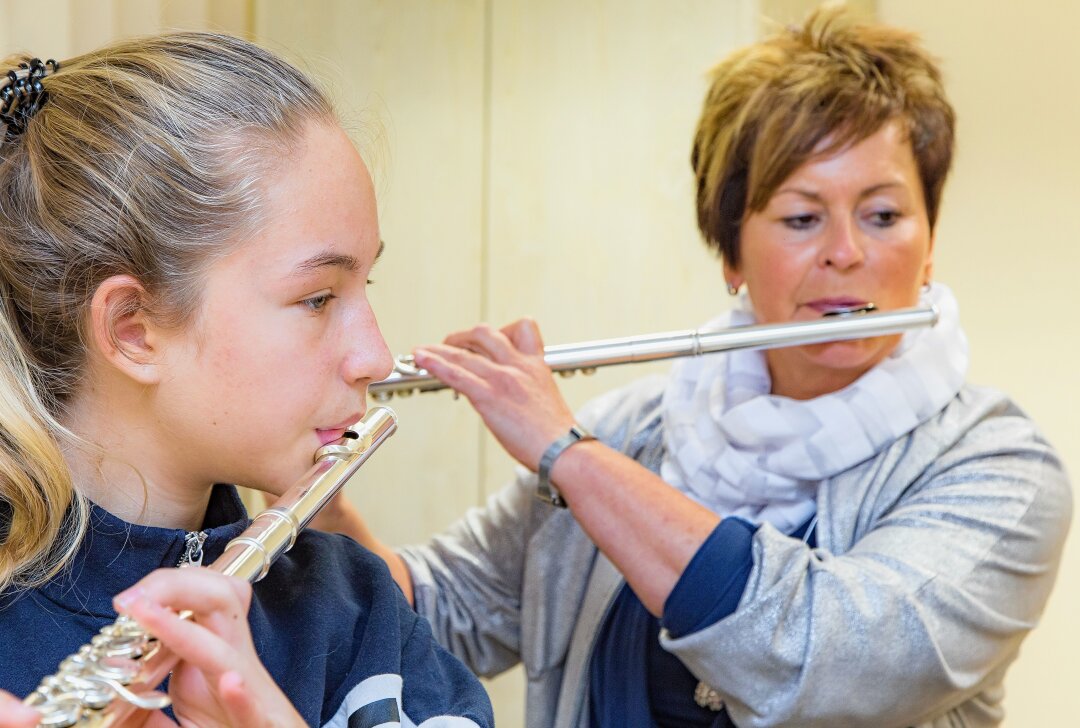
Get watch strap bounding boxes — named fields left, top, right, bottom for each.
left=536, top=424, right=595, bottom=507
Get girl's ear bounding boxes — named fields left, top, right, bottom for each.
left=88, top=275, right=167, bottom=385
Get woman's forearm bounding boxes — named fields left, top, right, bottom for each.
left=549, top=439, right=720, bottom=615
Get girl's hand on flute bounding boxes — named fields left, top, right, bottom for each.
left=0, top=690, right=39, bottom=728
left=413, top=319, right=577, bottom=471
left=112, top=568, right=305, bottom=728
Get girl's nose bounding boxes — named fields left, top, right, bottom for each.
left=342, top=309, right=394, bottom=386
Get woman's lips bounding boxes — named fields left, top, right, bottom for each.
left=805, top=297, right=870, bottom=314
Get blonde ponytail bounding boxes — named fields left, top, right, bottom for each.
left=0, top=305, right=85, bottom=592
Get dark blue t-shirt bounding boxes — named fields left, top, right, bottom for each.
left=0, top=486, right=492, bottom=728
left=589, top=516, right=817, bottom=727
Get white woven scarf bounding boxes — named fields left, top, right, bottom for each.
left=659, top=283, right=968, bottom=532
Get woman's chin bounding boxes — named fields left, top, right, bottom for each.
left=795, top=339, right=893, bottom=377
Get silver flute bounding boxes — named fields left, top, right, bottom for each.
left=24, top=407, right=398, bottom=728
left=370, top=304, right=939, bottom=400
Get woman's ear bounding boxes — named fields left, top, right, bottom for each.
left=88, top=275, right=165, bottom=385
left=923, top=231, right=936, bottom=286
left=722, top=259, right=743, bottom=293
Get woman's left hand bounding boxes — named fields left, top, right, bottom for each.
left=112, top=567, right=305, bottom=728
left=412, top=319, right=577, bottom=470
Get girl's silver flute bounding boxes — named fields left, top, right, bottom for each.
left=24, top=407, right=398, bottom=728
left=369, top=304, right=939, bottom=401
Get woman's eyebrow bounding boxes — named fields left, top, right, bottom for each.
left=774, top=182, right=905, bottom=201
left=774, top=187, right=823, bottom=202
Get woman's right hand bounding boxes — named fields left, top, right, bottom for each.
left=412, top=319, right=577, bottom=471
left=0, top=691, right=39, bottom=728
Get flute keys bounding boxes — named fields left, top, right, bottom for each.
left=30, top=699, right=81, bottom=728
left=557, top=367, right=596, bottom=378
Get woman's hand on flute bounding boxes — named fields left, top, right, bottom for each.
left=111, top=568, right=306, bottom=728
left=413, top=319, right=577, bottom=470
left=416, top=319, right=722, bottom=616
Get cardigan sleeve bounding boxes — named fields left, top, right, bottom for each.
left=397, top=466, right=538, bottom=678
left=659, top=396, right=1072, bottom=728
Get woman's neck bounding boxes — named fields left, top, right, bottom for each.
left=60, top=385, right=211, bottom=531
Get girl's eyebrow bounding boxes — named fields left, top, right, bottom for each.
left=288, top=241, right=384, bottom=278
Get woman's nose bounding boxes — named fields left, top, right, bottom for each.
left=818, top=217, right=865, bottom=270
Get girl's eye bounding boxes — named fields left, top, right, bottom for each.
left=301, top=293, right=335, bottom=313
left=782, top=213, right=819, bottom=230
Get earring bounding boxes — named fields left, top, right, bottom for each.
left=727, top=282, right=740, bottom=296
left=921, top=280, right=932, bottom=294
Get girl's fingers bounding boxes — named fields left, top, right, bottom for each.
left=120, top=595, right=237, bottom=676
left=217, top=671, right=267, bottom=727
left=114, top=568, right=255, bottom=677
left=115, top=568, right=251, bottom=626
left=132, top=711, right=180, bottom=728
left=0, top=691, right=39, bottom=728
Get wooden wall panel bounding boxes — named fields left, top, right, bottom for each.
left=877, top=4, right=1080, bottom=724
left=479, top=0, right=756, bottom=494
left=254, top=0, right=488, bottom=546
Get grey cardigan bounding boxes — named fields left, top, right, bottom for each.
left=399, top=377, right=1071, bottom=727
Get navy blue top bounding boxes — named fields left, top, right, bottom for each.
left=589, top=516, right=816, bottom=727
left=0, top=485, right=492, bottom=728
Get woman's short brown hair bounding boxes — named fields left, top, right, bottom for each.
left=692, top=6, right=955, bottom=267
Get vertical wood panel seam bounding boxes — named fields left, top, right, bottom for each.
left=477, top=0, right=494, bottom=505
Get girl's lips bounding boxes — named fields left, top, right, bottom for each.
left=316, top=428, right=348, bottom=446
left=316, top=413, right=364, bottom=445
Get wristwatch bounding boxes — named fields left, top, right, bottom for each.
left=535, top=423, right=596, bottom=507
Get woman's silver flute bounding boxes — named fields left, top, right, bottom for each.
left=370, top=305, right=939, bottom=400
left=24, top=407, right=398, bottom=728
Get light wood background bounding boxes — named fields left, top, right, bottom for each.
left=2, top=2, right=1074, bottom=725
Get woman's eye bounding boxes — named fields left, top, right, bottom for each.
left=782, top=213, right=819, bottom=230
left=301, top=293, right=335, bottom=313
left=869, top=209, right=901, bottom=227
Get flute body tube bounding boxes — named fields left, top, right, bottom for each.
left=24, top=407, right=398, bottom=728
left=370, top=305, right=939, bottom=400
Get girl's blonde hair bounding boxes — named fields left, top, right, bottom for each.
left=692, top=5, right=955, bottom=267
left=0, top=32, right=335, bottom=592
